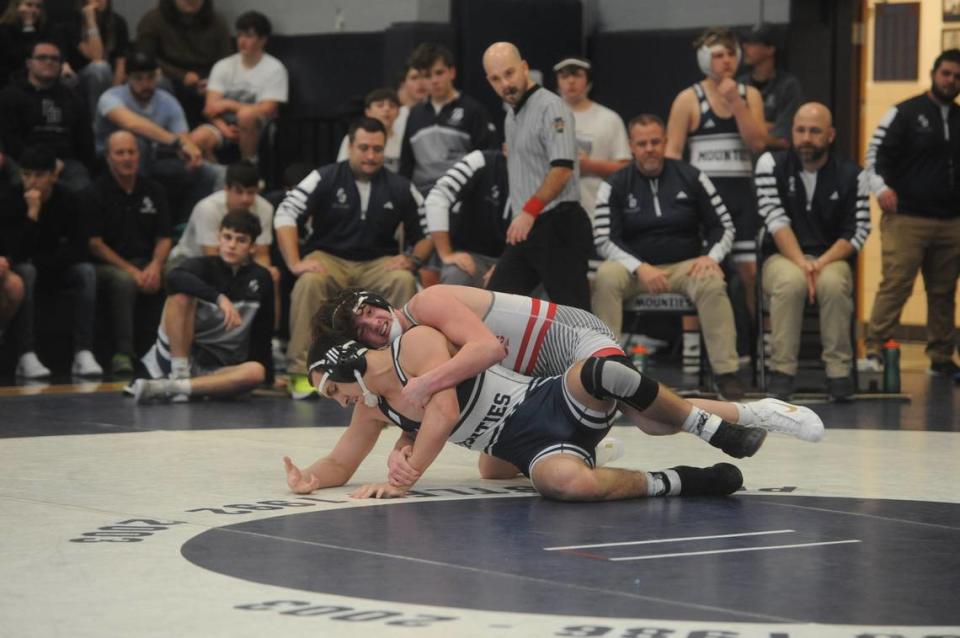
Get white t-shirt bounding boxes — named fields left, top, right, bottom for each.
left=170, top=190, right=275, bottom=261
left=573, top=101, right=630, bottom=218
left=207, top=53, right=289, bottom=107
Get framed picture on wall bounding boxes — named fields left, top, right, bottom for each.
left=946, top=0, right=960, bottom=21
left=944, top=28, right=960, bottom=50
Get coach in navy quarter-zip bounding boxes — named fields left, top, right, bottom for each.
left=592, top=113, right=745, bottom=400
left=863, top=49, right=960, bottom=377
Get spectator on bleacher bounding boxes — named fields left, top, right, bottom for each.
left=0, top=145, right=101, bottom=378
left=737, top=23, right=804, bottom=152
left=0, top=0, right=57, bottom=89
left=336, top=89, right=402, bottom=173
left=666, top=27, right=766, bottom=340
left=58, top=0, right=129, bottom=116
left=400, top=42, right=497, bottom=195
left=423, top=149, right=509, bottom=287
left=592, top=114, right=743, bottom=399
left=274, top=118, right=432, bottom=399
left=94, top=48, right=222, bottom=224
left=482, top=42, right=592, bottom=311
left=396, top=61, right=427, bottom=109
left=135, top=0, right=232, bottom=128
left=87, top=130, right=172, bottom=376
left=0, top=40, right=95, bottom=192
left=190, top=11, right=287, bottom=165
left=755, top=103, right=870, bottom=401
left=553, top=55, right=629, bottom=219
left=0, top=148, right=24, bottom=344
left=864, top=49, right=960, bottom=377
left=130, top=208, right=273, bottom=403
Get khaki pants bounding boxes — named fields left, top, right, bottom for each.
left=286, top=251, right=417, bottom=375
left=866, top=212, right=960, bottom=363
left=762, top=254, right=853, bottom=378
left=592, top=259, right=739, bottom=374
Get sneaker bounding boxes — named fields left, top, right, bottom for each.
left=594, top=436, right=625, bottom=467
left=131, top=378, right=189, bottom=404
left=671, top=463, right=743, bottom=496
left=71, top=350, right=103, bottom=377
left=826, top=376, right=855, bottom=402
left=714, top=373, right=745, bottom=400
left=767, top=371, right=794, bottom=400
left=929, top=359, right=960, bottom=377
left=738, top=397, right=824, bottom=443
left=111, top=353, right=135, bottom=377
left=16, top=352, right=51, bottom=379
left=857, top=353, right=883, bottom=372
left=290, top=374, right=317, bottom=400
left=709, top=422, right=767, bottom=459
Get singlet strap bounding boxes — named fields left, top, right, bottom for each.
left=390, top=334, right=408, bottom=386
left=401, top=303, right=419, bottom=327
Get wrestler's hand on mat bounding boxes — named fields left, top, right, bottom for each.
left=388, top=445, right=421, bottom=487
left=283, top=456, right=321, bottom=494
left=350, top=482, right=409, bottom=499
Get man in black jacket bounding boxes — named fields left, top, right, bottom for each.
left=755, top=102, right=871, bottom=400
left=592, top=114, right=744, bottom=400
left=864, top=49, right=960, bottom=377
left=131, top=209, right=273, bottom=403
left=0, top=145, right=100, bottom=378
left=0, top=40, right=95, bottom=192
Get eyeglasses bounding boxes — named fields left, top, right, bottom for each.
left=31, top=55, right=61, bottom=63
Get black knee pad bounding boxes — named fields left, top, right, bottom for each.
left=580, top=356, right=660, bottom=410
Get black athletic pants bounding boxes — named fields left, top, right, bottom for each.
left=487, top=202, right=592, bottom=310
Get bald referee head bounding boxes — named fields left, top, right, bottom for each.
left=483, top=42, right=530, bottom=106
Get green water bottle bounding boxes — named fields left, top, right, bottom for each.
left=631, top=344, right=648, bottom=373
left=882, top=339, right=901, bottom=393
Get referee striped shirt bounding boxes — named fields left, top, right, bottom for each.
left=504, top=85, right=579, bottom=216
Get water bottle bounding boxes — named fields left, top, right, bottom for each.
left=630, top=344, right=648, bottom=373
left=882, top=339, right=901, bottom=393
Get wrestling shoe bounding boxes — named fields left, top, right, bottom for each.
left=290, top=374, right=317, bottom=400
left=16, top=352, right=51, bottom=379
left=708, top=422, right=767, bottom=459
left=739, top=397, right=824, bottom=443
left=594, top=436, right=625, bottom=467
left=131, top=378, right=189, bottom=404
left=71, top=350, right=103, bottom=377
left=671, top=463, right=743, bottom=496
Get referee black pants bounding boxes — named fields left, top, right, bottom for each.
left=487, top=202, right=592, bottom=311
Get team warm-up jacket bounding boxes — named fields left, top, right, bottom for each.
left=865, top=93, right=960, bottom=219
left=399, top=93, right=498, bottom=192
left=422, top=149, right=510, bottom=259
left=755, top=149, right=871, bottom=256
left=0, top=77, right=95, bottom=165
left=593, top=158, right=734, bottom=272
left=166, top=255, right=274, bottom=383
left=274, top=161, right=426, bottom=260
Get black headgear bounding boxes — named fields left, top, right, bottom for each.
left=330, top=289, right=394, bottom=334
left=307, top=337, right=378, bottom=407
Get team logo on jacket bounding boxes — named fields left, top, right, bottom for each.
left=449, top=107, right=464, bottom=124
left=41, top=98, right=62, bottom=125
left=248, top=279, right=260, bottom=294
left=140, top=197, right=157, bottom=214
left=627, top=193, right=639, bottom=210
left=917, top=114, right=930, bottom=129
left=490, top=185, right=500, bottom=201
left=383, top=201, right=394, bottom=210
left=336, top=187, right=347, bottom=204
left=552, top=117, right=565, bottom=133
left=788, top=175, right=796, bottom=196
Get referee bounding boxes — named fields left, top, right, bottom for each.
left=482, top=42, right=592, bottom=310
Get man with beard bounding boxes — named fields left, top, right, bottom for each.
left=864, top=49, right=960, bottom=378
left=755, top=102, right=870, bottom=400
left=94, top=48, right=221, bottom=224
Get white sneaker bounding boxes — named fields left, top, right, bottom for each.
left=132, top=378, right=188, bottom=404
left=71, top=350, right=103, bottom=377
left=740, top=397, right=825, bottom=443
left=594, top=436, right=625, bottom=467
left=16, top=352, right=51, bottom=379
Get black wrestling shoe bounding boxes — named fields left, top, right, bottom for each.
left=671, top=463, right=743, bottom=496
left=709, top=422, right=767, bottom=459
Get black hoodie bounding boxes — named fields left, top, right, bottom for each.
left=0, top=76, right=94, bottom=165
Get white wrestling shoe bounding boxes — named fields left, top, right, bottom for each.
left=594, top=436, right=625, bottom=467
left=132, top=378, right=189, bottom=404
left=740, top=398, right=824, bottom=443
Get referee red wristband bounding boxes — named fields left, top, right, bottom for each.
left=522, top=197, right=545, bottom=217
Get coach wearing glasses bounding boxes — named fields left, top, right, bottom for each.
left=0, top=40, right=95, bottom=192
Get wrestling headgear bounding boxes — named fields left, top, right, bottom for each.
left=307, top=337, right=379, bottom=407
left=330, top=289, right=400, bottom=342
left=695, top=29, right=742, bottom=78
